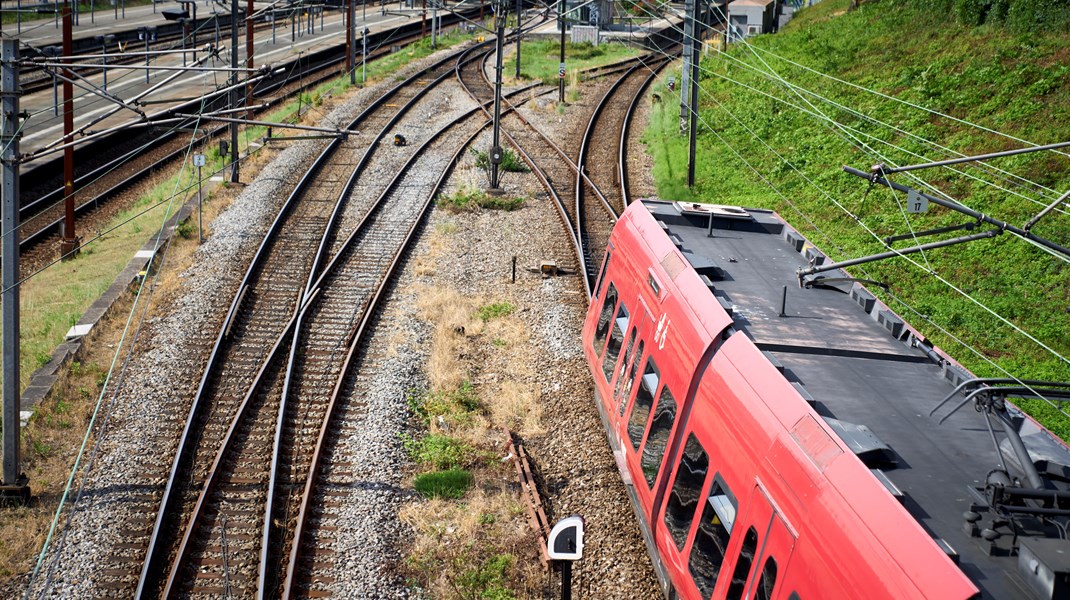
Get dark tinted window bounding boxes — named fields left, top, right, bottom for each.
left=593, top=284, right=617, bottom=356
left=755, top=557, right=777, bottom=600
left=619, top=340, right=645, bottom=415
left=688, top=478, right=736, bottom=598
left=613, top=329, right=637, bottom=401
left=594, top=252, right=611, bottom=299
left=664, top=434, right=708, bottom=550
left=641, top=385, right=677, bottom=487
left=601, top=303, right=629, bottom=382
left=626, top=358, right=659, bottom=450
left=726, top=527, right=759, bottom=600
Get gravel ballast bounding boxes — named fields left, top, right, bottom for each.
left=21, top=43, right=664, bottom=599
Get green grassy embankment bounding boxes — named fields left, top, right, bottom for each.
left=643, top=0, right=1070, bottom=436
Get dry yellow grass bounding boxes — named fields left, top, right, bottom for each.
left=400, top=486, right=539, bottom=598
left=415, top=285, right=483, bottom=392
left=489, top=380, right=544, bottom=438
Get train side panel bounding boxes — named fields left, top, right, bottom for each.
left=583, top=203, right=980, bottom=600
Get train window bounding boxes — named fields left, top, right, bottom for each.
left=594, top=253, right=611, bottom=299
left=619, top=340, right=645, bottom=416
left=726, top=527, right=759, bottom=600
left=754, top=557, right=777, bottom=600
left=664, top=434, right=709, bottom=550
left=613, top=329, right=637, bottom=404
left=626, top=358, right=659, bottom=450
left=688, top=477, right=736, bottom=599
left=641, top=385, right=677, bottom=487
left=601, top=303, right=630, bottom=382
left=593, top=283, right=618, bottom=357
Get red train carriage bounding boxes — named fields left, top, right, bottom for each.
left=583, top=200, right=1070, bottom=599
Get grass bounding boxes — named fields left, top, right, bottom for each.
left=403, top=263, right=546, bottom=595
left=403, top=433, right=478, bottom=470
left=641, top=0, right=1070, bottom=437
left=514, top=40, right=640, bottom=85
left=478, top=302, right=516, bottom=321
left=470, top=147, right=530, bottom=173
left=438, top=186, right=525, bottom=213
left=413, top=469, right=473, bottom=499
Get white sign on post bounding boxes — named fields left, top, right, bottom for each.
left=193, top=153, right=206, bottom=168
left=906, top=188, right=929, bottom=213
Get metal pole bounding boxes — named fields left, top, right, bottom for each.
left=247, top=0, right=254, bottom=121
left=558, top=0, right=564, bottom=103
left=561, top=561, right=572, bottom=600
left=101, top=40, right=107, bottom=92
left=61, top=0, right=78, bottom=258
left=1024, top=189, right=1070, bottom=232
left=144, top=33, right=150, bottom=84
left=680, top=0, right=693, bottom=133
left=422, top=0, right=426, bottom=37
left=514, top=0, right=521, bottom=78
left=197, top=165, right=203, bottom=243
left=1, top=38, right=28, bottom=501
left=797, top=229, right=1001, bottom=280
left=432, top=1, right=437, bottom=48
left=361, top=0, right=367, bottom=82
left=230, top=0, right=240, bottom=183
left=884, top=139, right=1070, bottom=175
left=489, top=12, right=504, bottom=190
left=843, top=165, right=1070, bottom=260
left=272, top=8, right=276, bottom=43
left=347, top=0, right=354, bottom=83
left=686, top=0, right=700, bottom=188
left=18, top=0, right=22, bottom=34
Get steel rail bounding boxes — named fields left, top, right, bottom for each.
left=278, top=117, right=487, bottom=599
left=619, top=64, right=665, bottom=208
left=575, top=59, right=666, bottom=296
left=455, top=45, right=579, bottom=260
left=260, top=47, right=502, bottom=600
left=172, top=53, right=529, bottom=596
left=134, top=44, right=472, bottom=600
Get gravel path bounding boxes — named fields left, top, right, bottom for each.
left=21, top=45, right=662, bottom=599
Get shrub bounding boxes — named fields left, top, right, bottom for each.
left=403, top=433, right=476, bottom=470
left=407, top=382, right=482, bottom=427
left=456, top=554, right=516, bottom=599
left=470, top=147, right=530, bottom=173
left=954, top=0, right=989, bottom=25
left=478, top=302, right=516, bottom=321
left=438, top=188, right=524, bottom=213
left=176, top=219, right=197, bottom=240
left=413, top=469, right=473, bottom=499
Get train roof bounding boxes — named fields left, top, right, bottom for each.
left=638, top=198, right=1070, bottom=600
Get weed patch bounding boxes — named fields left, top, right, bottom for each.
left=403, top=433, right=477, bottom=470
left=470, top=147, right=530, bottom=173
left=413, top=469, right=473, bottom=499
left=478, top=302, right=516, bottom=321
left=439, top=186, right=524, bottom=213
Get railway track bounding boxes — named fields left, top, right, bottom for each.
left=63, top=45, right=474, bottom=598
left=576, top=58, right=668, bottom=290
left=458, top=48, right=671, bottom=297
left=17, top=24, right=436, bottom=275
left=128, top=42, right=558, bottom=599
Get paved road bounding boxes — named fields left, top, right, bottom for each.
left=1, top=0, right=414, bottom=46
left=14, top=6, right=434, bottom=163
